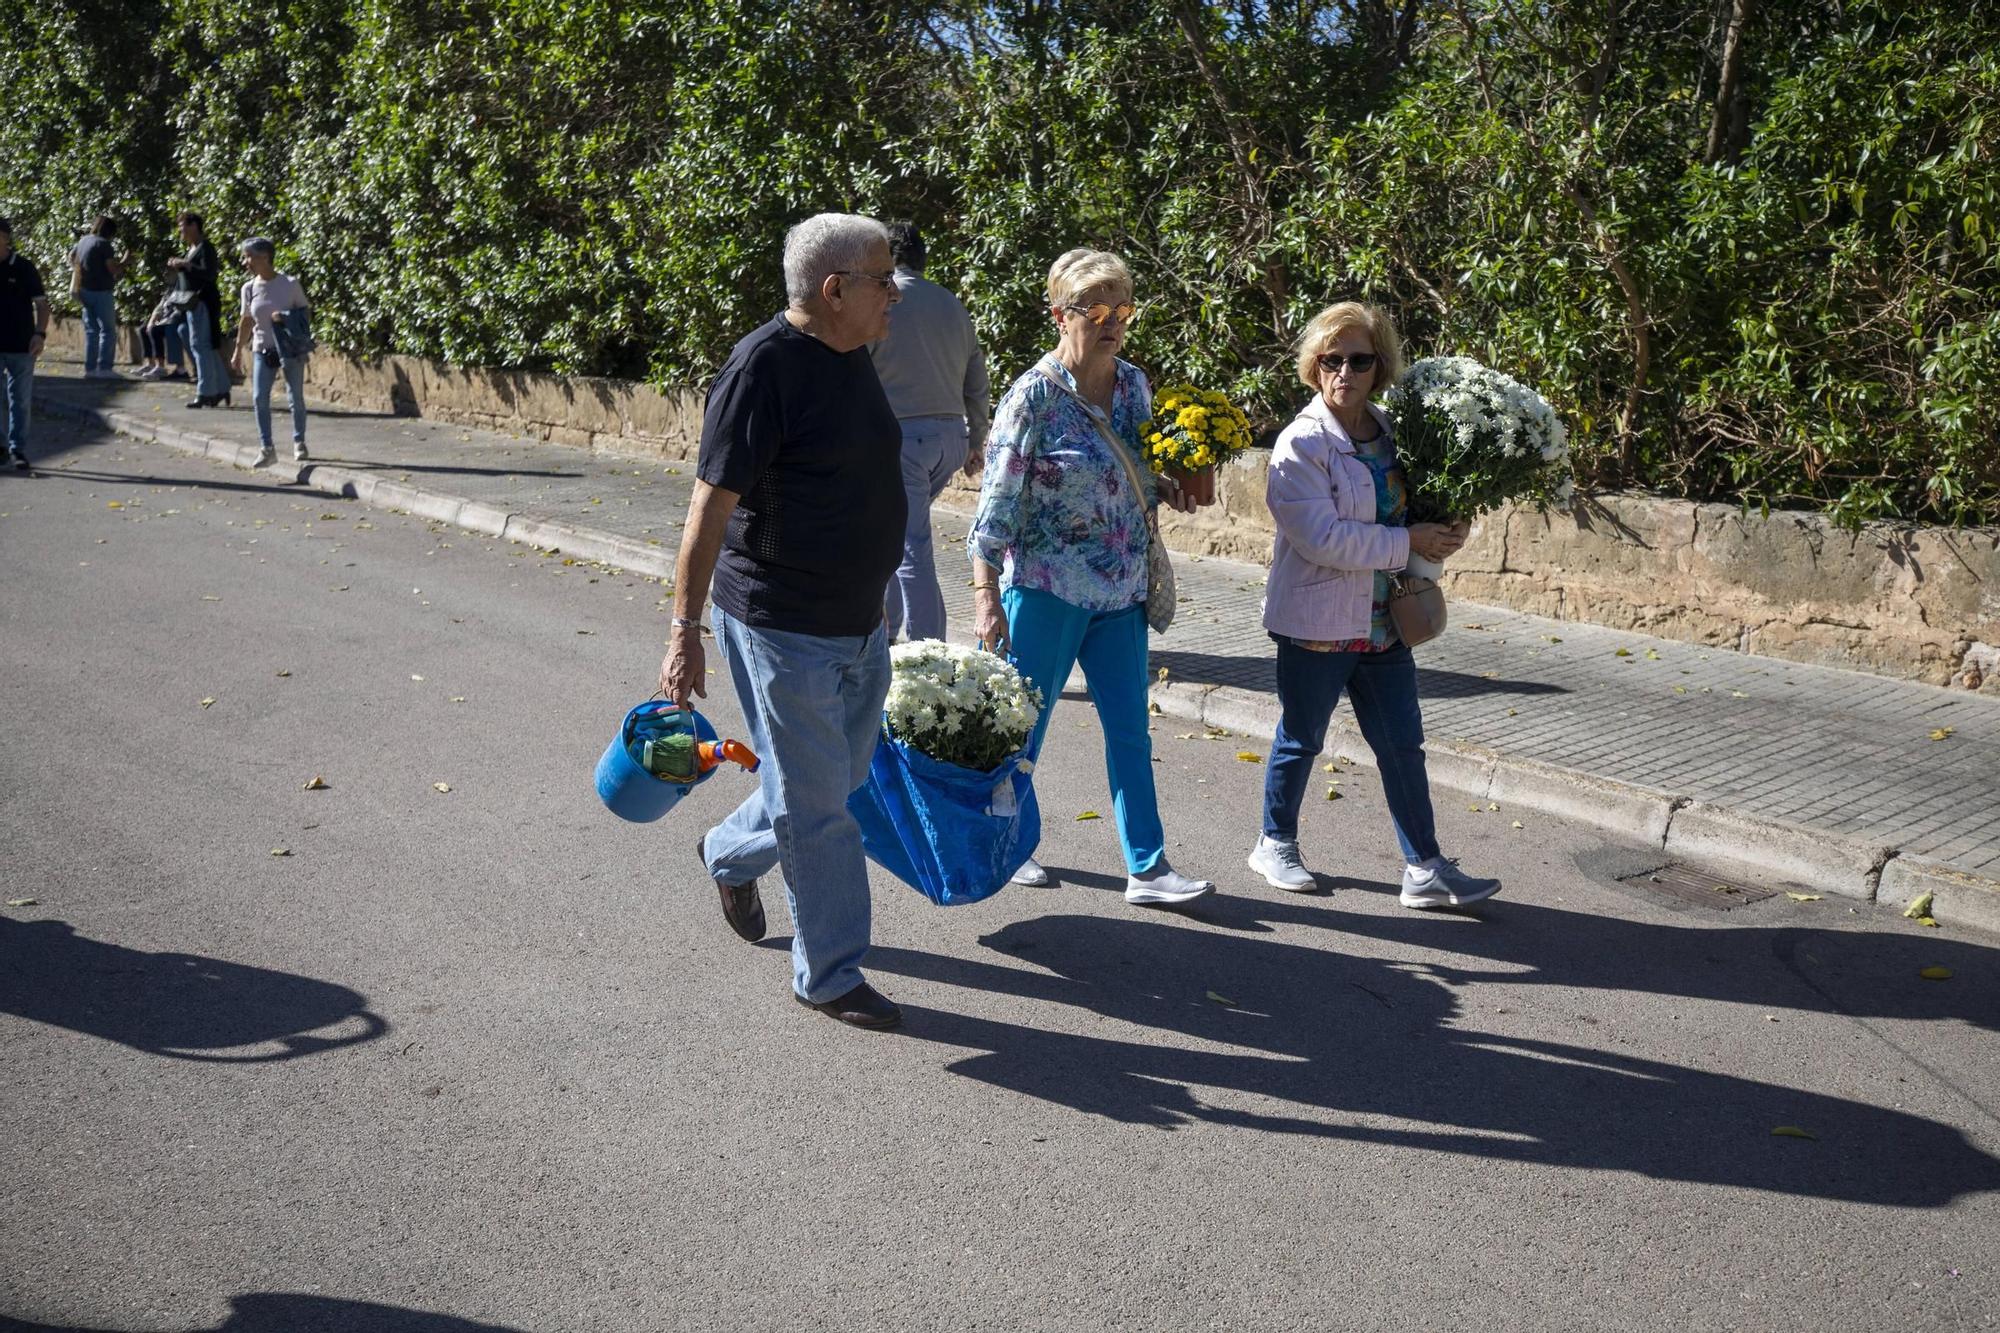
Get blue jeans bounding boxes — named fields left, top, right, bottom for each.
left=78, top=289, right=116, bottom=372
left=182, top=304, right=227, bottom=400
left=0, top=353, right=32, bottom=456
left=703, top=605, right=891, bottom=1002
left=884, top=415, right=970, bottom=641
left=1003, top=586, right=1164, bottom=875
left=252, top=354, right=308, bottom=449
left=1261, top=637, right=1440, bottom=864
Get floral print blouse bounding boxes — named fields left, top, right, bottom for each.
left=967, top=354, right=1159, bottom=613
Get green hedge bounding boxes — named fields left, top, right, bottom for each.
left=4, top=0, right=1994, bottom=525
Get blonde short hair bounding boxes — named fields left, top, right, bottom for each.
left=1294, top=300, right=1405, bottom=395
left=1046, top=248, right=1133, bottom=309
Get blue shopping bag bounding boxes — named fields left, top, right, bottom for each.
left=848, top=729, right=1040, bottom=907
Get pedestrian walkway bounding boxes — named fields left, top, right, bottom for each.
left=26, top=360, right=2000, bottom=928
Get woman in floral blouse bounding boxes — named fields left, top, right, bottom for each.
left=967, top=248, right=1214, bottom=906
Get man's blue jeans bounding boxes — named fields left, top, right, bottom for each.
left=0, top=353, right=32, bottom=456
left=252, top=354, right=307, bottom=449
left=78, top=290, right=116, bottom=372
left=702, top=605, right=891, bottom=1002
left=182, top=304, right=227, bottom=400
left=884, top=414, right=970, bottom=641
left=1261, top=637, right=1441, bottom=864
left=1003, top=586, right=1165, bottom=875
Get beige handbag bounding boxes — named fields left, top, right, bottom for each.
left=1034, top=367, right=1176, bottom=633
left=1388, top=571, right=1448, bottom=647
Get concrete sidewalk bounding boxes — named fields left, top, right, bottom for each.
left=25, top=360, right=2000, bottom=930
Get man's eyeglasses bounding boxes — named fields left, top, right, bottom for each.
left=1063, top=301, right=1139, bottom=327
left=836, top=270, right=898, bottom=292
left=1316, top=351, right=1379, bottom=375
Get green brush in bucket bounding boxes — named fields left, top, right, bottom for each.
left=642, top=731, right=701, bottom=783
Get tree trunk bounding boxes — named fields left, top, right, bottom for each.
left=1705, top=0, right=1752, bottom=166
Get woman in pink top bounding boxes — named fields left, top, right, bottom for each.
left=1247, top=301, right=1501, bottom=910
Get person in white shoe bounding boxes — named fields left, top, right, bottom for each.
left=966, top=247, right=1211, bottom=907
left=1248, top=300, right=1500, bottom=911
left=227, top=238, right=311, bottom=465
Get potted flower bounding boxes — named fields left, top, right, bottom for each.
left=1385, top=356, right=1572, bottom=578
left=848, top=641, right=1046, bottom=906
left=1139, top=383, right=1255, bottom=507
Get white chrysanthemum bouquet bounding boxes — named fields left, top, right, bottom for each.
left=884, top=641, right=1043, bottom=773
left=1385, top=356, right=1573, bottom=524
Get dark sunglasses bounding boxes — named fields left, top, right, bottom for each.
left=1316, top=351, right=1379, bottom=375
left=1064, top=301, right=1139, bottom=327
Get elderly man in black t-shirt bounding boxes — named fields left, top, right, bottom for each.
left=661, top=213, right=908, bottom=1030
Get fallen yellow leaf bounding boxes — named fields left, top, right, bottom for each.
left=1644, top=648, right=1661, bottom=660
left=1918, top=916, right=1940, bottom=928
left=1510, top=820, right=1524, bottom=829
left=302, top=776, right=330, bottom=791
left=1784, top=892, right=1823, bottom=902
left=1235, top=751, right=1263, bottom=763
left=7, top=896, right=38, bottom=907
left=1205, top=991, right=1236, bottom=1006
left=1325, top=788, right=1343, bottom=801
left=199, top=697, right=216, bottom=708
left=450, top=696, right=466, bottom=703
left=1545, top=635, right=1562, bottom=643
left=1076, top=810, right=1101, bottom=821
left=1930, top=726, right=1956, bottom=741
left=1614, top=648, right=1632, bottom=657
left=270, top=848, right=292, bottom=857
left=106, top=500, right=123, bottom=509
left=1903, top=891, right=1935, bottom=921
left=1919, top=966, right=1953, bottom=980
left=275, top=669, right=291, bottom=677
left=1771, top=1126, right=1817, bottom=1140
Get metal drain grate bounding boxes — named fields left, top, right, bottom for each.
left=1618, top=862, right=1784, bottom=911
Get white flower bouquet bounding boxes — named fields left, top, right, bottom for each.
left=1385, top=355, right=1573, bottom=525
left=884, top=641, right=1043, bottom=773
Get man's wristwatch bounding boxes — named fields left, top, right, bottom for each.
left=671, top=616, right=704, bottom=632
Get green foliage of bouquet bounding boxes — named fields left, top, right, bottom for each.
left=1139, top=384, right=1254, bottom=475
left=884, top=642, right=1043, bottom=773
left=1385, top=356, right=1573, bottom=524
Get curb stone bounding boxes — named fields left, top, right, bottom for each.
left=48, top=391, right=2000, bottom=929
left=1877, top=856, right=2000, bottom=935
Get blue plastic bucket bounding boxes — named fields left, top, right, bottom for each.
left=595, top=700, right=721, bottom=823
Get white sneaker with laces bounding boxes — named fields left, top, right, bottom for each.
left=1009, top=856, right=1051, bottom=886
left=1247, top=835, right=1317, bottom=891
left=1400, top=857, right=1502, bottom=909
left=1125, top=864, right=1215, bottom=906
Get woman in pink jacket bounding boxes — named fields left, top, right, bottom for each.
left=1246, top=301, right=1501, bottom=910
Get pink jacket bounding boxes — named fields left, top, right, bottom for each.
left=1261, top=394, right=1412, bottom=642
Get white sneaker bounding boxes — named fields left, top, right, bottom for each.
left=1125, top=864, right=1215, bottom=906
left=1400, top=858, right=1502, bottom=909
left=251, top=448, right=276, bottom=468
left=293, top=443, right=310, bottom=462
left=1247, top=835, right=1317, bottom=891
left=136, top=366, right=163, bottom=380
left=1009, top=857, right=1051, bottom=886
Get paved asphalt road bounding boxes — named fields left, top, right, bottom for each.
left=3, top=421, right=1998, bottom=1333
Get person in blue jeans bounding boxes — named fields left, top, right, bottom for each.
left=1251, top=300, right=1499, bottom=909
left=0, top=218, right=51, bottom=470
left=868, top=221, right=991, bottom=641
left=967, top=247, right=1211, bottom=906
left=662, top=213, right=908, bottom=1031
left=228, top=238, right=311, bottom=463
left=167, top=214, right=230, bottom=409
left=70, top=216, right=125, bottom=377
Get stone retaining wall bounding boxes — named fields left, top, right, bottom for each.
left=50, top=317, right=1997, bottom=691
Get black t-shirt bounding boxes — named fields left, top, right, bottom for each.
left=697, top=314, right=906, bottom=637
left=0, top=252, right=46, bottom=354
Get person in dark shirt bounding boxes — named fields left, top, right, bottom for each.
left=661, top=212, right=908, bottom=1030
left=69, top=215, right=125, bottom=378
left=0, top=217, right=50, bottom=469
left=166, top=213, right=230, bottom=408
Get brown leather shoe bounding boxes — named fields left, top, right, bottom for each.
left=697, top=835, right=765, bottom=943
left=794, top=981, right=902, bottom=1030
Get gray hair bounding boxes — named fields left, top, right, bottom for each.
left=238, top=236, right=277, bottom=261
left=782, top=213, right=890, bottom=306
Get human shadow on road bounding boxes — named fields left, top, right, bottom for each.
left=1151, top=648, right=1567, bottom=700
left=866, top=906, right=2000, bottom=1207
left=32, top=466, right=317, bottom=499
left=317, top=458, right=583, bottom=480
left=0, top=917, right=387, bottom=1062
left=1, top=1292, right=529, bottom=1332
